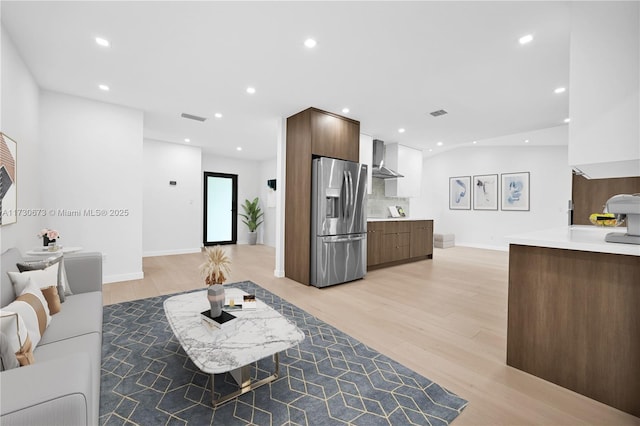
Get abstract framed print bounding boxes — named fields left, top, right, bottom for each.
left=473, top=174, right=498, bottom=210
left=501, top=172, right=530, bottom=211
left=449, top=176, right=471, bottom=210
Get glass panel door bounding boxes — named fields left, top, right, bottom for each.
left=203, top=172, right=237, bottom=245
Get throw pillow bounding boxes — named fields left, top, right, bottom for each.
left=17, top=278, right=52, bottom=334
left=40, top=286, right=61, bottom=315
left=0, top=331, right=20, bottom=371
left=0, top=312, right=35, bottom=367
left=16, top=254, right=71, bottom=301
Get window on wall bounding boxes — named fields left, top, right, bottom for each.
left=203, top=172, right=238, bottom=245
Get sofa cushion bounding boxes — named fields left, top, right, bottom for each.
left=38, top=292, right=102, bottom=346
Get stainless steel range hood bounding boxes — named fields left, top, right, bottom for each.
left=372, top=139, right=404, bottom=179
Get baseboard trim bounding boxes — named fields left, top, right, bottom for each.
left=103, top=271, right=145, bottom=284
left=274, top=269, right=285, bottom=278
left=143, top=248, right=202, bottom=257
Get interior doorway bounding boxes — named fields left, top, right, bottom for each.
left=203, top=172, right=238, bottom=245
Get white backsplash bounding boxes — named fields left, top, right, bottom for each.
left=366, top=178, right=410, bottom=218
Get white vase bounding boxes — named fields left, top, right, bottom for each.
left=207, top=284, right=225, bottom=318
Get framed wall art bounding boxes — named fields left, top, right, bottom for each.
left=501, top=172, right=530, bottom=211
left=0, top=133, right=17, bottom=226
left=449, top=176, right=471, bottom=210
left=473, top=174, right=498, bottom=210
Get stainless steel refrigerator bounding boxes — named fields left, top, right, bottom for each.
left=311, top=157, right=368, bottom=287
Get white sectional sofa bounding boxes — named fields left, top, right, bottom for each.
left=0, top=248, right=103, bottom=426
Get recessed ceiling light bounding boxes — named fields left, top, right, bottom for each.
left=246, top=87, right=256, bottom=94
left=398, top=128, right=405, bottom=133
left=428, top=149, right=433, bottom=152
left=304, top=38, right=317, bottom=48
left=524, top=139, right=530, bottom=143
left=519, top=34, right=534, bottom=45
left=236, top=147, right=242, bottom=151
left=184, top=138, right=190, bottom=143
left=554, top=87, right=566, bottom=94
left=564, top=118, right=571, bottom=123
left=214, top=113, right=223, bottom=118
left=472, top=140, right=477, bottom=144
left=98, top=84, right=109, bottom=91
left=342, top=108, right=350, bottom=114
left=95, top=37, right=110, bottom=47
left=436, top=141, right=443, bottom=146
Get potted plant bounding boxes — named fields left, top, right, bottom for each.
left=199, top=245, right=231, bottom=318
left=239, top=197, right=264, bottom=245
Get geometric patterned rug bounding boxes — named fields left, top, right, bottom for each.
left=100, top=281, right=468, bottom=425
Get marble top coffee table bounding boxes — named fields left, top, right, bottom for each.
left=163, top=287, right=304, bottom=406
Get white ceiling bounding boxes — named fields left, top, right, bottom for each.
left=1, top=1, right=572, bottom=161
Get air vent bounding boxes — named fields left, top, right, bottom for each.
left=429, top=109, right=448, bottom=117
left=181, top=113, right=207, bottom=122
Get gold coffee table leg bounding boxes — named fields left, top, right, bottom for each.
left=211, top=352, right=280, bottom=407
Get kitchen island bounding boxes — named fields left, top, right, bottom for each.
left=366, top=218, right=433, bottom=270
left=506, top=225, right=640, bottom=417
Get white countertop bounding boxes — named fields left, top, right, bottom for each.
left=367, top=217, right=432, bottom=222
left=508, top=225, right=640, bottom=256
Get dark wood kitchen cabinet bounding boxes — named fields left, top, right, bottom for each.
left=381, top=221, right=411, bottom=263
left=367, top=220, right=433, bottom=270
left=285, top=107, right=360, bottom=285
left=310, top=109, right=360, bottom=162
left=410, top=220, right=433, bottom=258
left=367, top=222, right=384, bottom=267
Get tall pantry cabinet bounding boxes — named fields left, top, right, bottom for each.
left=285, top=107, right=360, bottom=285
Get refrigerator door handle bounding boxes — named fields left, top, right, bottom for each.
left=348, top=171, right=354, bottom=212
left=343, top=171, right=350, bottom=219
left=324, top=234, right=366, bottom=243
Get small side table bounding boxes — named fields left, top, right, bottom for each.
left=25, top=246, right=83, bottom=256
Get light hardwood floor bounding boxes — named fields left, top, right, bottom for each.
left=103, top=245, right=640, bottom=426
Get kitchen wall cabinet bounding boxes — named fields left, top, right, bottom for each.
left=285, top=107, right=360, bottom=285
left=359, top=133, right=373, bottom=194
left=384, top=143, right=423, bottom=197
left=310, top=109, right=360, bottom=162
left=568, top=2, right=639, bottom=179
left=367, top=220, right=433, bottom=269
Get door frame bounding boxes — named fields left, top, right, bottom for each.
left=203, top=172, right=238, bottom=246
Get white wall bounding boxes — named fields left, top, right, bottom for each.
left=39, top=91, right=144, bottom=283
left=143, top=139, right=202, bottom=256
left=259, top=158, right=277, bottom=247
left=568, top=1, right=640, bottom=178
left=0, top=27, right=42, bottom=254
left=201, top=154, right=263, bottom=244
left=413, top=129, right=572, bottom=250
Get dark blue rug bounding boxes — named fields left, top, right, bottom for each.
left=100, top=281, right=468, bottom=425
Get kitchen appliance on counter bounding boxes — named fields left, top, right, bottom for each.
left=311, top=157, right=368, bottom=287
left=604, top=194, right=640, bottom=245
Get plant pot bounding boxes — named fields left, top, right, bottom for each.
left=207, top=284, right=225, bottom=318
left=248, top=231, right=257, bottom=245
left=43, top=236, right=57, bottom=247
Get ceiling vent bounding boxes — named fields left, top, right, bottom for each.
left=429, top=109, right=448, bottom=117
left=181, top=113, right=207, bottom=122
